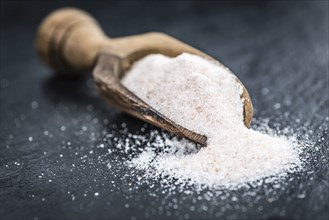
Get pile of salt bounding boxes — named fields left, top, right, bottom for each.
left=122, top=53, right=300, bottom=187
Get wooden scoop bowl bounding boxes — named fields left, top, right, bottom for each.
left=36, top=8, right=253, bottom=146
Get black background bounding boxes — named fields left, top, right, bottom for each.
left=1, top=1, right=328, bottom=220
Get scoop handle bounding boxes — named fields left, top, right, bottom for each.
left=36, top=8, right=109, bottom=73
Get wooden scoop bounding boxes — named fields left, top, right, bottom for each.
left=36, top=8, right=253, bottom=146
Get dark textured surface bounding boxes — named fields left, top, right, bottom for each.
left=0, top=1, right=328, bottom=220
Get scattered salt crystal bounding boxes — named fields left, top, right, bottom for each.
left=60, top=126, right=66, bottom=131
left=297, top=193, right=306, bottom=199
left=94, top=192, right=99, bottom=196
left=28, top=136, right=33, bottom=142
left=262, top=87, right=269, bottom=95
left=122, top=53, right=302, bottom=187
left=274, top=102, right=281, bottom=109
left=31, top=101, right=39, bottom=109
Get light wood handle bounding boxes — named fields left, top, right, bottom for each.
left=36, top=8, right=109, bottom=73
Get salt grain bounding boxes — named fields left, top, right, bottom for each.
left=122, top=53, right=301, bottom=187
left=31, top=101, right=39, bottom=109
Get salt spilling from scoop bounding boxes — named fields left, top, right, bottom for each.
left=121, top=53, right=301, bottom=187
